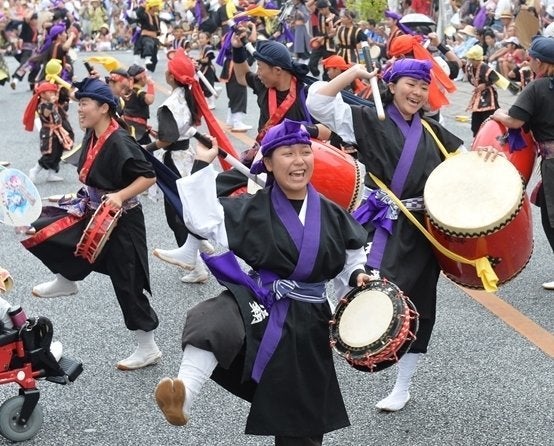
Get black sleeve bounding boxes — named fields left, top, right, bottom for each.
left=488, top=69, right=499, bottom=85
left=122, top=157, right=156, bottom=184
left=157, top=106, right=180, bottom=143
left=246, top=71, right=258, bottom=91
left=508, top=83, right=535, bottom=123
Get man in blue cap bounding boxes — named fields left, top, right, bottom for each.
left=493, top=35, right=554, bottom=291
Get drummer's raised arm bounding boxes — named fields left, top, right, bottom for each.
left=313, top=64, right=378, bottom=97
left=231, top=23, right=256, bottom=87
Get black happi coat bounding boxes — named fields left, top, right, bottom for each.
left=351, top=105, right=463, bottom=352
left=182, top=186, right=367, bottom=437
left=23, top=128, right=157, bottom=330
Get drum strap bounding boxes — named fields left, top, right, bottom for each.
left=365, top=105, right=423, bottom=270
left=368, top=172, right=499, bottom=292
left=421, top=120, right=454, bottom=159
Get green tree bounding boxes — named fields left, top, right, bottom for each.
left=346, top=0, right=389, bottom=21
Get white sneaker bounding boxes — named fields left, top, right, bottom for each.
left=46, top=171, right=64, bottom=182
left=542, top=281, right=554, bottom=290
left=29, top=164, right=41, bottom=182
left=180, top=264, right=209, bottom=284
left=207, top=96, right=216, bottom=110
left=199, top=240, right=215, bottom=255
left=153, top=247, right=195, bottom=270
left=231, top=121, right=252, bottom=132
left=32, top=275, right=78, bottom=298
left=50, top=340, right=63, bottom=362
left=116, top=347, right=162, bottom=370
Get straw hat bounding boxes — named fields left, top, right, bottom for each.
left=459, top=25, right=476, bottom=37
left=500, top=10, right=513, bottom=20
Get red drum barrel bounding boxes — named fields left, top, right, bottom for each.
left=330, top=279, right=419, bottom=372
left=424, top=151, right=533, bottom=288
left=74, top=202, right=122, bottom=264
left=310, top=140, right=364, bottom=212
left=248, top=139, right=364, bottom=212
left=472, top=118, right=536, bottom=184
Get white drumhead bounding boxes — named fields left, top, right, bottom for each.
left=424, top=152, right=523, bottom=234
left=338, top=290, right=394, bottom=348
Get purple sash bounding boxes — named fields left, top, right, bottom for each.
left=367, top=104, right=423, bottom=270
left=203, top=183, right=323, bottom=383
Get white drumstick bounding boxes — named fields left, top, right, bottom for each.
left=361, top=41, right=385, bottom=121
left=196, top=69, right=218, bottom=98
left=191, top=130, right=265, bottom=188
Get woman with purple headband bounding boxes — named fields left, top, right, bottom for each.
left=307, top=58, right=464, bottom=412
left=154, top=119, right=372, bottom=445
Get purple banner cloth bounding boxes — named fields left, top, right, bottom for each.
left=367, top=104, right=422, bottom=270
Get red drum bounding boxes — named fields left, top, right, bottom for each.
left=310, top=139, right=364, bottom=212
left=74, top=202, right=122, bottom=264
left=424, top=151, right=533, bottom=289
left=329, top=280, right=419, bottom=372
left=248, top=139, right=364, bottom=212
left=472, top=118, right=536, bottom=184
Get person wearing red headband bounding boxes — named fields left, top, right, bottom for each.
left=23, top=82, right=74, bottom=183
left=148, top=49, right=215, bottom=284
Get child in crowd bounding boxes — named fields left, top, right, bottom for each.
left=23, top=82, right=74, bottom=183
left=196, top=31, right=218, bottom=110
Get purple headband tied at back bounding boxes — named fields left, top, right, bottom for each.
left=382, top=58, right=432, bottom=84
left=250, top=119, right=312, bottom=174
left=384, top=10, right=414, bottom=35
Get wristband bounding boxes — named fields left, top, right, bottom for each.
left=146, top=82, right=155, bottom=95
left=437, top=43, right=449, bottom=55
left=232, top=46, right=248, bottom=64
left=304, top=124, right=319, bottom=138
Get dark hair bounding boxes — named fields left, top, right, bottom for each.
left=173, top=82, right=201, bottom=126
left=368, top=18, right=376, bottom=26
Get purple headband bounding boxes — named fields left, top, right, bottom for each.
left=384, top=10, right=414, bottom=35
left=383, top=58, right=432, bottom=84
left=250, top=119, right=312, bottom=175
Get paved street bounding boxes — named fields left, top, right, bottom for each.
left=0, top=51, right=552, bottom=446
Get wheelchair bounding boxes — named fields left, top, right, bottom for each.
left=0, top=316, right=82, bottom=442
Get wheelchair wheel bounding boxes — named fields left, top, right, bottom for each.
left=0, top=396, right=44, bottom=442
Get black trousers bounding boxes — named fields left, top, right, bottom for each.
left=226, top=73, right=247, bottom=113
left=308, top=47, right=334, bottom=79
left=163, top=151, right=189, bottom=246
left=539, top=185, right=554, bottom=252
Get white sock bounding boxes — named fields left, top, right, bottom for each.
left=177, top=345, right=217, bottom=415
left=376, top=353, right=421, bottom=411
left=55, top=273, right=75, bottom=286
left=135, top=329, right=158, bottom=354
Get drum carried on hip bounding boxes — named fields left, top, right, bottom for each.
left=424, top=151, right=533, bottom=289
left=472, top=118, right=536, bottom=184
left=74, top=202, right=122, bottom=264
left=330, top=279, right=419, bottom=372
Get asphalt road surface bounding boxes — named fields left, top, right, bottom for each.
left=0, top=50, right=552, bottom=446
